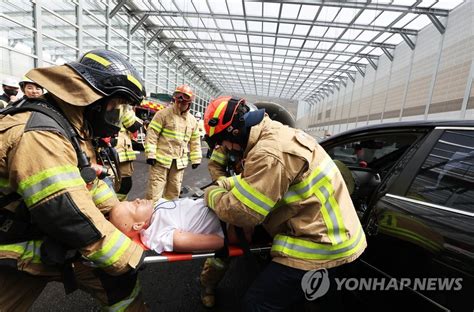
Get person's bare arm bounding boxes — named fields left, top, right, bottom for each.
left=172, top=230, right=224, bottom=252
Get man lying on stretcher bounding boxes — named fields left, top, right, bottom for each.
left=109, top=198, right=252, bottom=253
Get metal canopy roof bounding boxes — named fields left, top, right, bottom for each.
left=1, top=0, right=464, bottom=103
left=119, top=0, right=462, bottom=102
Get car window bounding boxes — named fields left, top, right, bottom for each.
left=406, top=130, right=474, bottom=213
left=326, top=133, right=419, bottom=168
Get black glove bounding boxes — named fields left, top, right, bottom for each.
left=146, top=158, right=157, bottom=166
left=192, top=163, right=199, bottom=169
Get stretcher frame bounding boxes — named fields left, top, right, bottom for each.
left=133, top=234, right=271, bottom=264
left=143, top=245, right=272, bottom=264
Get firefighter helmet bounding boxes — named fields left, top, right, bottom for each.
left=66, top=49, right=146, bottom=105
left=2, top=77, right=19, bottom=88
left=173, top=84, right=194, bottom=101
left=203, top=96, right=247, bottom=139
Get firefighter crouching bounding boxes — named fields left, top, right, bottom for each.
left=201, top=96, right=367, bottom=310
left=0, top=49, right=147, bottom=311
left=145, top=84, right=202, bottom=201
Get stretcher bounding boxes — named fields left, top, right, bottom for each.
left=133, top=236, right=271, bottom=265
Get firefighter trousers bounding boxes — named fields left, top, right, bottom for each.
left=145, top=160, right=184, bottom=201
left=0, top=263, right=147, bottom=312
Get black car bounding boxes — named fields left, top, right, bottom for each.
left=319, top=120, right=474, bottom=312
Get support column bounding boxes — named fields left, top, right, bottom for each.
left=381, top=57, right=396, bottom=122
left=105, top=0, right=111, bottom=49
left=33, top=0, right=43, bottom=67
left=425, top=19, right=448, bottom=119
left=76, top=0, right=83, bottom=56
left=460, top=60, right=474, bottom=119
left=399, top=42, right=418, bottom=121
left=127, top=15, right=132, bottom=61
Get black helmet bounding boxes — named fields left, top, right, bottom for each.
left=67, top=49, right=146, bottom=105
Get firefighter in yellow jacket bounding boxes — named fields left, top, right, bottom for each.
left=116, top=105, right=142, bottom=200
left=208, top=145, right=229, bottom=181
left=202, top=96, right=367, bottom=310
left=0, top=49, right=147, bottom=311
left=145, top=85, right=202, bottom=201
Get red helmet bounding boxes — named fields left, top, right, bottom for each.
left=204, top=96, right=246, bottom=138
left=173, top=84, right=194, bottom=101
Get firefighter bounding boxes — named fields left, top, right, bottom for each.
left=19, top=77, right=44, bottom=99
left=0, top=77, right=19, bottom=108
left=115, top=105, right=143, bottom=201
left=201, top=96, right=367, bottom=310
left=207, top=144, right=230, bottom=181
left=0, top=49, right=147, bottom=311
left=144, top=84, right=202, bottom=201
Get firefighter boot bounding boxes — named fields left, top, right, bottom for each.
left=199, top=258, right=228, bottom=308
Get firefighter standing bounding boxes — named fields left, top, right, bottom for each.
left=115, top=105, right=143, bottom=201
left=201, top=96, right=367, bottom=310
left=144, top=85, right=202, bottom=201
left=0, top=49, right=147, bottom=311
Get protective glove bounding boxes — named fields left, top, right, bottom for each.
left=146, top=158, right=157, bottom=166
left=217, top=175, right=237, bottom=191
left=192, top=163, right=200, bottom=169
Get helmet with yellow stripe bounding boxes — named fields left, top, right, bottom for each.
left=204, top=96, right=244, bottom=138
left=67, top=49, right=146, bottom=106
left=204, top=96, right=265, bottom=148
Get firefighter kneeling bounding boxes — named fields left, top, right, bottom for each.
left=0, top=49, right=147, bottom=311
left=200, top=96, right=367, bottom=310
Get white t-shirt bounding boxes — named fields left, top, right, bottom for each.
left=140, top=198, right=224, bottom=253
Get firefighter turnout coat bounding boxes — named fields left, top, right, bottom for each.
left=208, top=145, right=229, bottom=181
left=205, top=116, right=367, bottom=271
left=116, top=105, right=142, bottom=176
left=0, top=66, right=143, bottom=277
left=145, top=103, right=202, bottom=169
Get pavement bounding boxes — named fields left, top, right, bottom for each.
left=31, top=150, right=261, bottom=311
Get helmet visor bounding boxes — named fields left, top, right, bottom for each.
left=174, top=92, right=192, bottom=102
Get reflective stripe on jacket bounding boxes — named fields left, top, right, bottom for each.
left=0, top=109, right=143, bottom=276
left=205, top=116, right=366, bottom=271
left=208, top=145, right=229, bottom=181
left=116, top=107, right=141, bottom=163
left=145, top=103, right=202, bottom=169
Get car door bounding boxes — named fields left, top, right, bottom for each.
left=322, top=128, right=426, bottom=218
left=363, top=127, right=474, bottom=311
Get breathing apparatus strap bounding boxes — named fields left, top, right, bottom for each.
left=1, top=98, right=96, bottom=184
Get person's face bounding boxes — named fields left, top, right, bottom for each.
left=174, top=92, right=192, bottom=112
left=23, top=83, right=43, bottom=98
left=110, top=199, right=153, bottom=236
left=221, top=140, right=242, bottom=152
left=126, top=198, right=154, bottom=226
